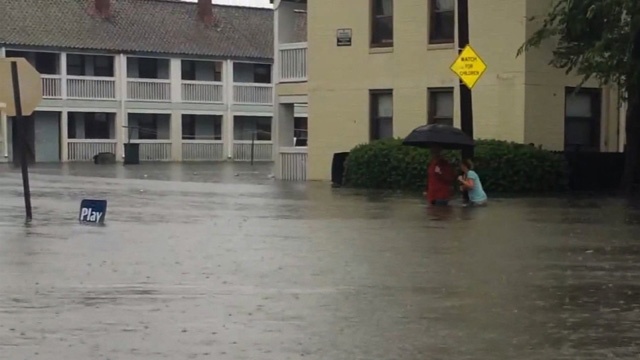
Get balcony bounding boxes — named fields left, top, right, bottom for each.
left=41, top=75, right=62, bottom=99
left=68, top=76, right=117, bottom=100
left=127, top=79, right=171, bottom=102
left=279, top=42, right=307, bottom=82
left=181, top=81, right=224, bottom=103
left=233, top=83, right=273, bottom=104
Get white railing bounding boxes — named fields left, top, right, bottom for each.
left=279, top=147, right=307, bottom=181
left=279, top=42, right=308, bottom=82
left=41, top=75, right=62, bottom=99
left=181, top=81, right=224, bottom=103
left=233, top=83, right=273, bottom=104
left=233, top=141, right=273, bottom=161
left=131, top=140, right=172, bottom=161
left=67, top=139, right=117, bottom=161
left=127, top=79, right=171, bottom=101
left=182, top=141, right=225, bottom=161
left=67, top=76, right=117, bottom=100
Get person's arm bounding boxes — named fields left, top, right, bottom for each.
left=458, top=172, right=476, bottom=189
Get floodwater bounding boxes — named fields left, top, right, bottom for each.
left=1, top=162, right=640, bottom=359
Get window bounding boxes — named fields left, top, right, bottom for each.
left=34, top=53, right=58, bottom=75
left=429, top=0, right=455, bottom=44
left=94, top=56, right=114, bottom=77
left=565, top=87, right=602, bottom=151
left=294, top=117, right=308, bottom=146
left=428, top=88, right=454, bottom=125
left=233, top=63, right=272, bottom=84
left=182, top=61, right=197, bottom=81
left=234, top=116, right=272, bottom=141
left=67, top=112, right=114, bottom=139
left=371, top=0, right=393, bottom=47
left=138, top=58, right=159, bottom=79
left=181, top=60, right=222, bottom=81
left=137, top=114, right=159, bottom=140
left=370, top=90, right=393, bottom=141
left=182, top=115, right=222, bottom=140
left=67, top=54, right=86, bottom=76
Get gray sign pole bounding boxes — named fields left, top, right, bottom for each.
left=10, top=60, right=33, bottom=222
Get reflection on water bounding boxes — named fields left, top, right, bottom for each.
left=0, top=163, right=639, bottom=359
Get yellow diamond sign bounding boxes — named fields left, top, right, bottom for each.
left=450, top=45, right=487, bottom=90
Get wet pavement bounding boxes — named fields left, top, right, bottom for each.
left=1, top=162, right=640, bottom=359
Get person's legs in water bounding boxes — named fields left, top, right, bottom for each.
left=431, top=199, right=449, bottom=206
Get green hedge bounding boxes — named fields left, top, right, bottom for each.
left=344, top=139, right=569, bottom=193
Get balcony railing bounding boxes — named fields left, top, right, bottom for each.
left=127, top=79, right=171, bottom=101
left=41, top=75, right=62, bottom=99
left=233, top=83, right=273, bottom=105
left=130, top=140, right=172, bottom=161
left=182, top=140, right=225, bottom=161
left=67, top=76, right=117, bottom=100
left=279, top=147, right=307, bottom=181
left=233, top=141, right=273, bottom=161
left=279, top=42, right=308, bottom=82
left=181, top=81, right=224, bottom=103
left=67, top=139, right=117, bottom=161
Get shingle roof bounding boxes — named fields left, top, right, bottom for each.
left=0, top=0, right=274, bottom=61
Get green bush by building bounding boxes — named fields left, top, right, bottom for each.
left=344, top=139, right=569, bottom=193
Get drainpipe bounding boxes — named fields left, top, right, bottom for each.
left=1, top=103, right=7, bottom=160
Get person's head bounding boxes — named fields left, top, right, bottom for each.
left=460, top=159, right=474, bottom=173
left=430, top=146, right=442, bottom=159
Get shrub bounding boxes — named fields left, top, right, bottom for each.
left=344, top=138, right=568, bottom=193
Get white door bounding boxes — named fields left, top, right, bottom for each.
left=34, top=112, right=60, bottom=162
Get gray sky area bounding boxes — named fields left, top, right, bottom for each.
left=184, top=0, right=272, bottom=8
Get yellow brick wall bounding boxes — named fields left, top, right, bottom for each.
left=298, top=0, right=621, bottom=180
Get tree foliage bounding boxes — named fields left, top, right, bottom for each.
left=517, top=0, right=640, bottom=98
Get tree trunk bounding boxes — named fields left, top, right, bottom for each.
left=621, top=95, right=640, bottom=194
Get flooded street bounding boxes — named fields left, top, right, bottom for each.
left=1, top=163, right=640, bottom=359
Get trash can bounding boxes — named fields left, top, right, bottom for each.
left=124, top=143, right=140, bottom=165
left=331, top=152, right=349, bottom=187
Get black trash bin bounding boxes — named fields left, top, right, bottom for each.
left=124, top=143, right=140, bottom=165
left=331, top=152, right=349, bottom=187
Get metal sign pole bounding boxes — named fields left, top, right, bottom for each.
left=458, top=0, right=473, bottom=160
left=10, top=61, right=32, bottom=222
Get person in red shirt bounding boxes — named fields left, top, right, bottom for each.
left=424, top=146, right=455, bottom=206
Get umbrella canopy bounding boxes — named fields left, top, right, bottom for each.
left=402, top=124, right=474, bottom=149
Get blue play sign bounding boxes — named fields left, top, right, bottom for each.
left=79, top=199, right=107, bottom=224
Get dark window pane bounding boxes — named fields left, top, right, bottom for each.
left=372, top=0, right=393, bottom=45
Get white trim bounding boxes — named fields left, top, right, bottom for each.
left=40, top=107, right=118, bottom=113
left=278, top=42, right=308, bottom=50
left=182, top=139, right=225, bottom=144
left=232, top=112, right=273, bottom=117
left=278, top=95, right=308, bottom=104
left=181, top=110, right=225, bottom=116
left=67, top=139, right=118, bottom=143
left=126, top=109, right=172, bottom=114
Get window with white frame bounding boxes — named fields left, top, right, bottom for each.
left=564, top=87, right=602, bottom=152
left=428, top=88, right=454, bottom=126
left=370, top=90, right=393, bottom=140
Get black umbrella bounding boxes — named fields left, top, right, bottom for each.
left=402, top=124, right=474, bottom=149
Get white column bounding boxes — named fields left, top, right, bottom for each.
left=619, top=101, right=627, bottom=152
left=0, top=47, right=5, bottom=57
left=170, top=58, right=181, bottom=103
left=60, top=52, right=67, bottom=100
left=60, top=110, right=68, bottom=161
left=119, top=54, right=128, bottom=157
left=1, top=103, right=7, bottom=161
left=171, top=110, right=182, bottom=161
left=225, top=60, right=235, bottom=159
left=274, top=103, right=295, bottom=178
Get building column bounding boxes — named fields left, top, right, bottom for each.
left=60, top=110, right=68, bottom=162
left=171, top=110, right=182, bottom=161
left=225, top=60, right=235, bottom=159
left=60, top=53, right=67, bottom=100
left=274, top=103, right=295, bottom=178
left=169, top=58, right=181, bottom=103
left=115, top=54, right=126, bottom=161
left=0, top=104, right=7, bottom=162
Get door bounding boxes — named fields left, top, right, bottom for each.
left=34, top=112, right=60, bottom=162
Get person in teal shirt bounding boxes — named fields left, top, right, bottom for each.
left=458, top=159, right=487, bottom=206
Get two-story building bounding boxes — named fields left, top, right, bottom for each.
left=272, top=0, right=626, bottom=181
left=0, top=0, right=307, bottom=164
